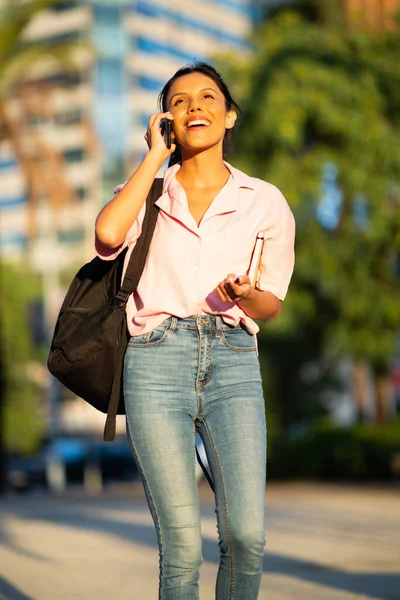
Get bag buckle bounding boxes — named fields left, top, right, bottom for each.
left=113, top=287, right=130, bottom=308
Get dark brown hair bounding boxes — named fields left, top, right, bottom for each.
left=157, top=62, right=241, bottom=166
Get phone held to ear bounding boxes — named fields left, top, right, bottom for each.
left=160, top=119, right=172, bottom=149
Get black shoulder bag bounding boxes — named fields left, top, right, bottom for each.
left=47, top=179, right=162, bottom=442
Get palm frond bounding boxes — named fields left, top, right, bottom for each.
left=0, top=0, right=70, bottom=57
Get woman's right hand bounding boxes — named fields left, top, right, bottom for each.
left=145, top=112, right=176, bottom=165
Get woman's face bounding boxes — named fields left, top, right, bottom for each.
left=166, top=72, right=236, bottom=157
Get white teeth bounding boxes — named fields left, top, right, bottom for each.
left=187, top=120, right=210, bottom=128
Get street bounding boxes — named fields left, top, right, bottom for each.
left=0, top=482, right=399, bottom=599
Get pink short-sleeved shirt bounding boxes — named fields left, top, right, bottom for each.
left=95, top=161, right=295, bottom=336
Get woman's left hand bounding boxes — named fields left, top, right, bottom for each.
left=215, top=273, right=252, bottom=303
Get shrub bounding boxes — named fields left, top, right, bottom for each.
left=268, top=419, right=400, bottom=481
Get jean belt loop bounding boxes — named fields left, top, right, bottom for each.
left=215, top=315, right=222, bottom=337
left=170, top=316, right=177, bottom=333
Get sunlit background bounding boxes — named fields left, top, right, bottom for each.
left=0, top=0, right=399, bottom=497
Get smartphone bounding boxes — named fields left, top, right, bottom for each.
left=160, top=119, right=172, bottom=149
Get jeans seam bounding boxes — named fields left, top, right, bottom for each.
left=219, top=330, right=257, bottom=352
left=125, top=419, right=165, bottom=600
left=127, top=321, right=172, bottom=348
left=203, top=418, right=235, bottom=600
left=195, top=326, right=202, bottom=417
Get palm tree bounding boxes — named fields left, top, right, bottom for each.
left=0, top=0, right=94, bottom=493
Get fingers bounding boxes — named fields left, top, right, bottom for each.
left=144, top=112, right=174, bottom=150
left=216, top=274, right=251, bottom=303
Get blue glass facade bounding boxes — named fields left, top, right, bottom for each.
left=132, top=1, right=252, bottom=48
left=90, top=1, right=129, bottom=166
left=134, top=36, right=197, bottom=62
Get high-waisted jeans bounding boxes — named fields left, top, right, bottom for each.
left=124, top=315, right=266, bottom=600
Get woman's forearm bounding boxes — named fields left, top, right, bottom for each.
left=95, top=151, right=162, bottom=249
left=236, top=288, right=281, bottom=322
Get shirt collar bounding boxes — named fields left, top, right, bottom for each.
left=156, top=160, right=254, bottom=233
left=223, top=161, right=255, bottom=190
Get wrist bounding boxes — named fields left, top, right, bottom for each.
left=145, top=148, right=169, bottom=171
left=236, top=287, right=255, bottom=305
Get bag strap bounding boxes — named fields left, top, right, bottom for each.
left=104, top=179, right=162, bottom=441
left=112, top=178, right=163, bottom=308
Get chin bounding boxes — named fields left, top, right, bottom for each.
left=182, top=139, right=223, bottom=154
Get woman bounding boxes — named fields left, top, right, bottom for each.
left=95, top=62, right=295, bottom=600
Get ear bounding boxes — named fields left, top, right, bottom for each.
left=225, top=109, right=237, bottom=130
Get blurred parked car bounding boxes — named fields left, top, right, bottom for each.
left=43, top=436, right=139, bottom=487
left=7, top=434, right=210, bottom=492
left=6, top=454, right=47, bottom=492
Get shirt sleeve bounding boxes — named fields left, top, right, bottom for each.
left=257, top=186, right=295, bottom=301
left=94, top=182, right=145, bottom=261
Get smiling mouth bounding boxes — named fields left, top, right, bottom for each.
left=186, top=119, right=211, bottom=129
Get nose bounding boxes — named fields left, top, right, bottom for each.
left=188, top=100, right=202, bottom=113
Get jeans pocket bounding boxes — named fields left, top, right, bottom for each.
left=127, top=320, right=172, bottom=348
left=219, top=327, right=257, bottom=352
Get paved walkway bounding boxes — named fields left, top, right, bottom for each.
left=0, top=482, right=399, bottom=599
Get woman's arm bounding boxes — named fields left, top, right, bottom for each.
left=95, top=112, right=174, bottom=249
left=236, top=287, right=281, bottom=322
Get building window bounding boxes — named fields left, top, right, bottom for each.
left=56, top=109, right=83, bottom=126
left=63, top=148, right=85, bottom=163
left=75, top=186, right=86, bottom=200
left=58, top=227, right=85, bottom=243
left=136, top=1, right=162, bottom=18
left=135, top=36, right=196, bottom=62
left=0, top=158, right=18, bottom=170
left=93, top=4, right=120, bottom=25
left=136, top=75, right=163, bottom=92
left=39, top=72, right=86, bottom=87
left=33, top=31, right=83, bottom=45
left=0, top=233, right=28, bottom=250
left=0, top=195, right=27, bottom=210
left=52, top=0, right=78, bottom=12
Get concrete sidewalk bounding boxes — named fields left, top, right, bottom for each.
left=0, top=482, right=399, bottom=599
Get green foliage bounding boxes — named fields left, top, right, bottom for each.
left=224, top=10, right=400, bottom=374
left=268, top=419, right=400, bottom=480
left=0, top=262, right=46, bottom=454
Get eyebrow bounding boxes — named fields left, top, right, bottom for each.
left=169, top=87, right=219, bottom=101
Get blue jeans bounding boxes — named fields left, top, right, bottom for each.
left=124, top=315, right=266, bottom=600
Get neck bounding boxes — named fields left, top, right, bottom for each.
left=177, top=145, right=230, bottom=188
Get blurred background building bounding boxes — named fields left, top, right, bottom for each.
left=0, top=0, right=97, bottom=264
left=344, top=0, right=400, bottom=29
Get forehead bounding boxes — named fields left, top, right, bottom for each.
left=167, top=72, right=221, bottom=97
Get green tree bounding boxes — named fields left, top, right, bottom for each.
left=223, top=8, right=400, bottom=427
left=0, top=0, right=92, bottom=492
left=1, top=263, right=46, bottom=454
